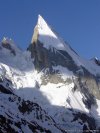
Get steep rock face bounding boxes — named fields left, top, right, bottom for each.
left=28, top=40, right=78, bottom=73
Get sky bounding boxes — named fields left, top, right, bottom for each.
left=0, top=0, right=100, bottom=59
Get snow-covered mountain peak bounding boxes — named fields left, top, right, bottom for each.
left=1, top=15, right=100, bottom=132
left=29, top=15, right=100, bottom=76
left=31, top=15, right=66, bottom=51
left=31, top=14, right=47, bottom=43
left=2, top=37, right=14, bottom=44
left=1, top=37, right=20, bottom=55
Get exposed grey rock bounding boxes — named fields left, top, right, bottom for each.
left=1, top=41, right=16, bottom=55
left=28, top=40, right=78, bottom=72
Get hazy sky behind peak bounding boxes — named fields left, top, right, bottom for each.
left=0, top=0, right=100, bottom=59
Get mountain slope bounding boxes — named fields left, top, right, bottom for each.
left=0, top=68, right=65, bottom=133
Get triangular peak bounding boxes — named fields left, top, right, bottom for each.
left=37, top=14, right=48, bottom=28
left=38, top=14, right=44, bottom=22
left=31, top=15, right=66, bottom=51
left=31, top=14, right=48, bottom=43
